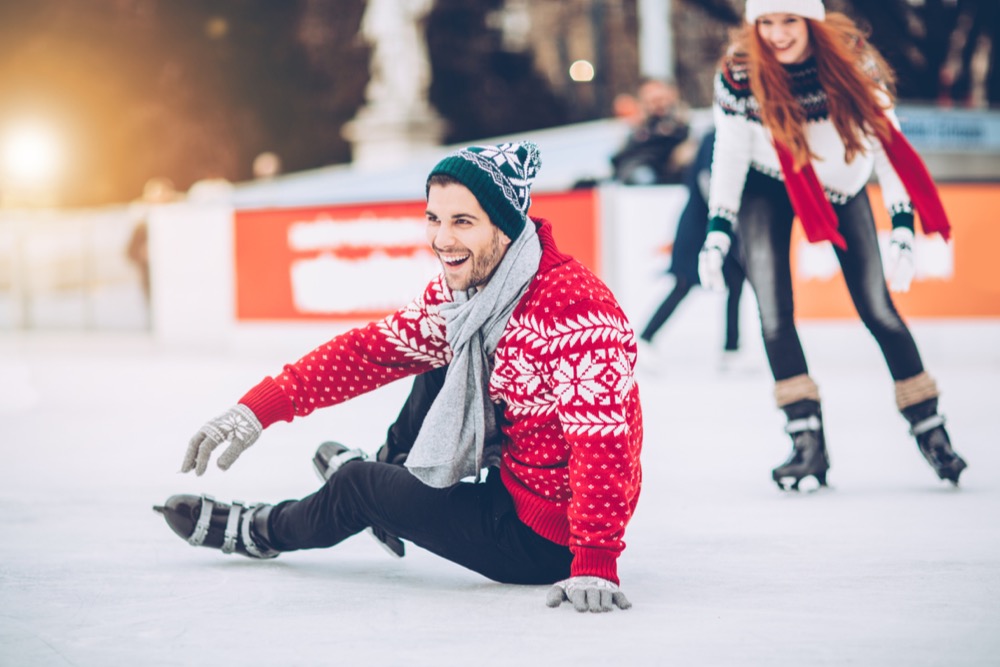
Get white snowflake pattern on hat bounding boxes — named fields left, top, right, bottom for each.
left=462, top=141, right=540, bottom=214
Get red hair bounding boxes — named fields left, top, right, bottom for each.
left=727, top=13, right=896, bottom=169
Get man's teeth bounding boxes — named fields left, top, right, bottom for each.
left=442, top=255, right=469, bottom=265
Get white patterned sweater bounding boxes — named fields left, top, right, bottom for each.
left=708, top=56, right=915, bottom=236
left=239, top=219, right=643, bottom=584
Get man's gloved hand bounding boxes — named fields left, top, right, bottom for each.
left=698, top=231, right=732, bottom=292
left=545, top=576, right=632, bottom=613
left=885, top=227, right=916, bottom=293
left=181, top=404, right=263, bottom=475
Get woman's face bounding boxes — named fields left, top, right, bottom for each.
left=757, top=13, right=812, bottom=65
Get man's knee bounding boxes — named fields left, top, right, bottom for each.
left=323, top=458, right=383, bottom=501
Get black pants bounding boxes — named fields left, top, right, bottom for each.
left=267, top=370, right=573, bottom=585
left=738, top=170, right=924, bottom=382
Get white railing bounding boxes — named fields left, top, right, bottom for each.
left=0, top=206, right=149, bottom=330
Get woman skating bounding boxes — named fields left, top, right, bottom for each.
left=698, top=0, right=967, bottom=489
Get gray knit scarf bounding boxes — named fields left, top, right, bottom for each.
left=404, top=222, right=542, bottom=487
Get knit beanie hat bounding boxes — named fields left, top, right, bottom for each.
left=745, top=0, right=825, bottom=23
left=426, top=141, right=541, bottom=241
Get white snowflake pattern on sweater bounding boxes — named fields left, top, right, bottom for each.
left=238, top=220, right=643, bottom=584
left=708, top=56, right=913, bottom=230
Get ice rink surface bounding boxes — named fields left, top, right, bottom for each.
left=2, top=305, right=998, bottom=666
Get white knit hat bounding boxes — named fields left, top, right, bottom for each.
left=745, top=0, right=825, bottom=23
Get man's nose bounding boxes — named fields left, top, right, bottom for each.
left=434, top=223, right=456, bottom=248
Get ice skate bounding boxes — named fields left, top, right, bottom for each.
left=313, top=441, right=406, bottom=558
left=153, top=494, right=279, bottom=559
left=772, top=400, right=829, bottom=491
left=903, top=401, right=967, bottom=485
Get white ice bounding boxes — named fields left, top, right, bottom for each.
left=1, top=298, right=998, bottom=666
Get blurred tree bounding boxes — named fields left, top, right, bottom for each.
left=840, top=0, right=999, bottom=106
left=672, top=0, right=738, bottom=106
left=425, top=0, right=570, bottom=143
left=0, top=0, right=605, bottom=205
left=0, top=0, right=368, bottom=206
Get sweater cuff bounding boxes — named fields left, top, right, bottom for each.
left=707, top=215, right=735, bottom=238
left=238, top=377, right=295, bottom=428
left=890, top=209, right=915, bottom=231
left=570, top=546, right=620, bottom=585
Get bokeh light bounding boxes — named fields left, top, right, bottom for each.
left=568, top=59, right=595, bottom=82
left=0, top=118, right=65, bottom=188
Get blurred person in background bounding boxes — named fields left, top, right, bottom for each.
left=697, top=0, right=967, bottom=490
left=610, top=78, right=692, bottom=185
left=638, top=130, right=748, bottom=370
left=126, top=177, right=178, bottom=310
left=155, top=141, right=641, bottom=613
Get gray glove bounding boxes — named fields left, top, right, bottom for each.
left=545, top=576, right=632, bottom=613
left=180, top=404, right=262, bottom=475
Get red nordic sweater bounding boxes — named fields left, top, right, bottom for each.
left=239, top=219, right=643, bottom=584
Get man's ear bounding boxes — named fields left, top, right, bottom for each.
left=498, top=229, right=512, bottom=246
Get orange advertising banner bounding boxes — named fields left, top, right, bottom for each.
left=791, top=184, right=1000, bottom=319
left=234, top=189, right=599, bottom=321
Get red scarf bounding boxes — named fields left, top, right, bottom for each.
left=774, top=122, right=952, bottom=250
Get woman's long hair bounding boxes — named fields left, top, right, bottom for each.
left=727, top=12, right=896, bottom=169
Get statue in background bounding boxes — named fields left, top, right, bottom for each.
left=360, top=0, right=434, bottom=116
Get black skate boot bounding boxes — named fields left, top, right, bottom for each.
left=313, top=442, right=406, bottom=558
left=153, top=494, right=279, bottom=559
left=772, top=400, right=830, bottom=491
left=902, top=399, right=967, bottom=485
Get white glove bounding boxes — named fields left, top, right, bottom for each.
left=698, top=231, right=732, bottom=292
left=545, top=576, right=632, bottom=613
left=181, top=404, right=262, bottom=475
left=885, top=227, right=916, bottom=293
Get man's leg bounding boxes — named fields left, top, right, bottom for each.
left=268, top=462, right=573, bottom=585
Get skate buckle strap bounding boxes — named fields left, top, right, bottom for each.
left=785, top=415, right=821, bottom=435
left=188, top=495, right=215, bottom=547
left=325, top=448, right=367, bottom=477
left=910, top=413, right=945, bottom=437
left=241, top=505, right=278, bottom=559
left=222, top=500, right=245, bottom=554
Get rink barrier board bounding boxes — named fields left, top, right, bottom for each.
left=791, top=184, right=1000, bottom=319
left=227, top=183, right=997, bottom=323
left=233, top=190, right=600, bottom=321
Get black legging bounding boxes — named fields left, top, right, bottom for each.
left=737, top=170, right=924, bottom=382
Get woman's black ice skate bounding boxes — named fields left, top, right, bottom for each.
left=313, top=442, right=406, bottom=558
left=772, top=401, right=829, bottom=491
left=913, top=421, right=966, bottom=484
left=153, top=494, right=280, bottom=559
left=903, top=400, right=967, bottom=485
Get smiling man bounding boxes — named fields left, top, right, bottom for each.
left=155, top=141, right=643, bottom=613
